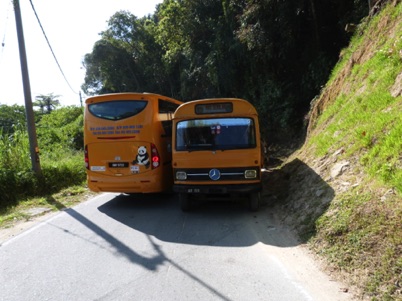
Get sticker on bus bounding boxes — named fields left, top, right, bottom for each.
left=131, top=165, right=140, bottom=174
left=90, top=166, right=106, bottom=172
left=84, top=92, right=183, bottom=193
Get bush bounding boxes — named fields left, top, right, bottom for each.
left=0, top=106, right=85, bottom=209
left=37, top=106, right=84, bottom=151
left=41, top=151, right=86, bottom=194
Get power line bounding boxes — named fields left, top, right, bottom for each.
left=0, top=1, right=12, bottom=64
left=28, top=0, right=78, bottom=95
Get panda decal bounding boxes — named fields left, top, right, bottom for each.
left=132, top=146, right=150, bottom=169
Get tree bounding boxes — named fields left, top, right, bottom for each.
left=81, top=0, right=369, bottom=139
left=0, top=104, right=27, bottom=133
left=33, top=93, right=60, bottom=114
left=37, top=106, right=84, bottom=151
left=82, top=11, right=173, bottom=97
left=155, top=0, right=246, bottom=99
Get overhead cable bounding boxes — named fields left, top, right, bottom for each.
left=29, top=0, right=78, bottom=95
left=0, top=1, right=12, bottom=64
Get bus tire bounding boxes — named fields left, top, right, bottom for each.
left=180, top=193, right=191, bottom=212
left=249, top=192, right=260, bottom=212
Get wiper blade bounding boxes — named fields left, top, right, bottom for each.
left=184, top=144, right=213, bottom=152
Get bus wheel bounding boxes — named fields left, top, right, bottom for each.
left=180, top=193, right=192, bottom=212
left=249, top=192, right=260, bottom=212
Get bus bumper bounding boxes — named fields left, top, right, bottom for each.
left=173, top=183, right=262, bottom=195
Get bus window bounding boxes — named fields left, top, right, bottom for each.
left=172, top=98, right=263, bottom=212
left=84, top=93, right=182, bottom=194
left=158, top=99, right=177, bottom=138
left=176, top=118, right=256, bottom=151
left=88, top=100, right=148, bottom=120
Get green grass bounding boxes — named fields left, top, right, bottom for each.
left=0, top=126, right=31, bottom=170
left=312, top=185, right=402, bottom=300
left=0, top=185, right=92, bottom=228
left=0, top=125, right=88, bottom=227
left=0, top=120, right=87, bottom=223
left=309, top=11, right=402, bottom=192
left=306, top=3, right=402, bottom=300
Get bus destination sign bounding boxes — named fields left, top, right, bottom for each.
left=195, top=102, right=233, bottom=115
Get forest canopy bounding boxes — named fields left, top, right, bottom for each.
left=82, top=0, right=369, bottom=140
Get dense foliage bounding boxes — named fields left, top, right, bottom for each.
left=82, top=0, right=368, bottom=140
left=0, top=106, right=85, bottom=209
left=0, top=104, right=27, bottom=133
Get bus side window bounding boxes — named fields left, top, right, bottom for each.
left=161, top=120, right=173, bottom=137
left=159, top=99, right=180, bottom=114
left=159, top=99, right=179, bottom=138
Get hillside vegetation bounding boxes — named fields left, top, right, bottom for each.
left=0, top=1, right=400, bottom=300
left=267, top=1, right=401, bottom=300
left=82, top=0, right=368, bottom=140
left=0, top=106, right=85, bottom=225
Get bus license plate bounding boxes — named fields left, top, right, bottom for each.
left=109, top=162, right=129, bottom=168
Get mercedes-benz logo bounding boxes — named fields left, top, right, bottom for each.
left=209, top=168, right=221, bottom=181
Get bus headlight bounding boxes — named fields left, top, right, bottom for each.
left=245, top=170, right=257, bottom=179
left=176, top=171, right=187, bottom=180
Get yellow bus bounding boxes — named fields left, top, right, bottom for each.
left=84, top=92, right=182, bottom=194
left=172, top=98, right=263, bottom=211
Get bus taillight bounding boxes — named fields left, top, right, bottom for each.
left=151, top=143, right=160, bottom=169
left=85, top=145, right=89, bottom=169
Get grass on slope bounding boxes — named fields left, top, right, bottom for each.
left=306, top=2, right=402, bottom=300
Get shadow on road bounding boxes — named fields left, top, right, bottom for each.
left=63, top=204, right=238, bottom=301
left=62, top=207, right=165, bottom=271
left=57, top=158, right=333, bottom=299
left=93, top=158, right=334, bottom=249
left=97, top=157, right=334, bottom=249
left=98, top=193, right=282, bottom=247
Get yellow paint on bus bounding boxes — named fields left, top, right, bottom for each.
left=172, top=98, right=263, bottom=211
left=84, top=92, right=182, bottom=193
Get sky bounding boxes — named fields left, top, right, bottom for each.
left=0, top=0, right=163, bottom=107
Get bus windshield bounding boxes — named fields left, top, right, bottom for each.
left=176, top=117, right=256, bottom=151
left=88, top=100, right=148, bottom=120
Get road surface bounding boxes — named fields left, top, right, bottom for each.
left=0, top=193, right=353, bottom=301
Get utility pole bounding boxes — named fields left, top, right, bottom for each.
left=13, top=0, right=42, bottom=176
left=79, top=91, right=83, bottom=108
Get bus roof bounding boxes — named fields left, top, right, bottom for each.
left=85, top=92, right=182, bottom=105
left=174, top=98, right=258, bottom=119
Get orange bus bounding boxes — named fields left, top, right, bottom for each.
left=84, top=92, right=182, bottom=194
left=172, top=98, right=263, bottom=211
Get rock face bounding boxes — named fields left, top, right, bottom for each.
left=261, top=144, right=364, bottom=239
left=330, top=161, right=350, bottom=179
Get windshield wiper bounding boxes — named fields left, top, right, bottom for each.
left=184, top=144, right=213, bottom=152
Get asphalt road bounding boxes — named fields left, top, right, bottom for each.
left=0, top=193, right=352, bottom=301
